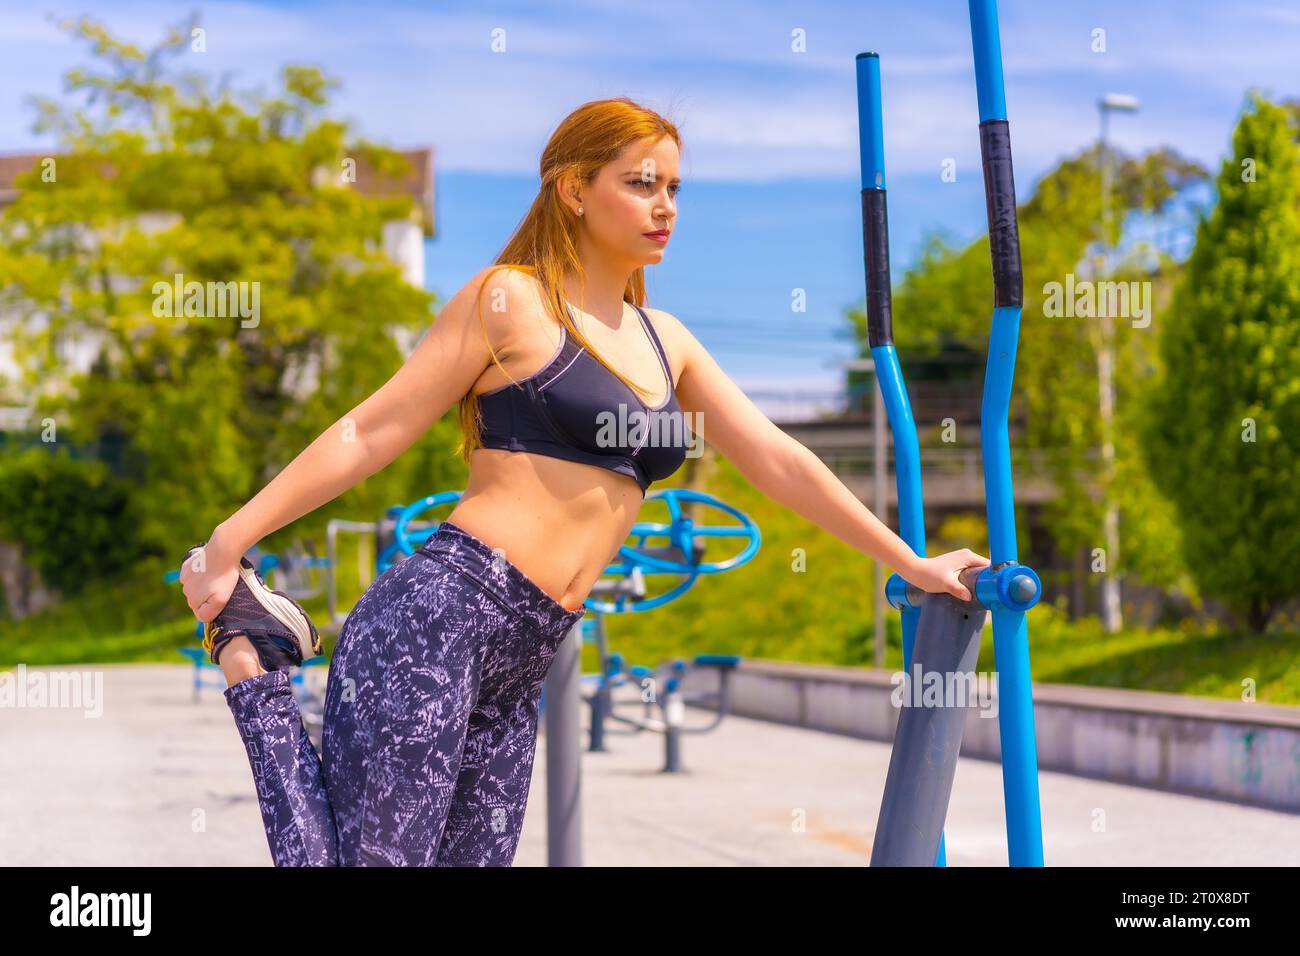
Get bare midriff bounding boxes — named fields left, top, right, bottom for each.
left=443, top=449, right=646, bottom=612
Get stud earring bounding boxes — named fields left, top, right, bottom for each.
left=577, top=206, right=584, bottom=215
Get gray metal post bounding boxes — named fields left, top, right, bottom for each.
left=870, top=571, right=988, bottom=866
left=544, top=618, right=585, bottom=866
left=588, top=614, right=609, bottom=752
left=663, top=684, right=683, bottom=772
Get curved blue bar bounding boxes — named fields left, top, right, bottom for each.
left=855, top=53, right=886, bottom=190
left=992, top=609, right=1044, bottom=864
left=870, top=346, right=925, bottom=554
left=968, top=0, right=1044, bottom=866
left=980, top=306, right=1022, bottom=563
left=982, top=304, right=1047, bottom=867
left=968, top=0, right=1008, bottom=122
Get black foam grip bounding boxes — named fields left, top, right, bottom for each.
left=978, top=120, right=1023, bottom=308
left=862, top=188, right=893, bottom=347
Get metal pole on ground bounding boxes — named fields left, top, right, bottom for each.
left=544, top=619, right=584, bottom=867
left=968, top=0, right=1045, bottom=866
left=857, top=0, right=1046, bottom=866
left=854, top=48, right=946, bottom=866
left=871, top=571, right=987, bottom=865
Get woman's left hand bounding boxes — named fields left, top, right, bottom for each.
left=905, top=549, right=991, bottom=601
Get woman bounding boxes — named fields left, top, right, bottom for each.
left=179, top=97, right=988, bottom=867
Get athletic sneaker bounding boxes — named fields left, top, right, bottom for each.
left=183, top=544, right=323, bottom=671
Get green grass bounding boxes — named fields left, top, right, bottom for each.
left=0, top=554, right=198, bottom=666
left=0, top=547, right=356, bottom=668
left=5, top=455, right=1299, bottom=706
left=1012, top=605, right=1300, bottom=703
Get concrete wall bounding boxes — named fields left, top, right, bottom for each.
left=684, top=658, right=1300, bottom=813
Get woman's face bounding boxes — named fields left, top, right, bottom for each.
left=568, top=136, right=681, bottom=269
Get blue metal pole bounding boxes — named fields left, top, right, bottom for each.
left=856, top=51, right=948, bottom=867
left=969, top=0, right=1008, bottom=123
left=967, top=0, right=1045, bottom=866
left=857, top=53, right=887, bottom=191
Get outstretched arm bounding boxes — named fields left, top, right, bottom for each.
left=183, top=266, right=513, bottom=620
left=661, top=309, right=987, bottom=600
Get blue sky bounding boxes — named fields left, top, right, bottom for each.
left=3, top=0, right=1298, bottom=414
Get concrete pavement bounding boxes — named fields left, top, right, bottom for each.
left=1, top=664, right=1294, bottom=866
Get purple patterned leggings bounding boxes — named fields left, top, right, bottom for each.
left=222, top=520, right=586, bottom=866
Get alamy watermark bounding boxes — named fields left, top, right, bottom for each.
left=0, top=664, right=104, bottom=718
left=50, top=885, right=150, bottom=935
left=152, top=272, right=260, bottom=328
left=890, top=664, right=999, bottom=718
left=1042, top=273, right=1151, bottom=328
left=595, top=405, right=703, bottom=458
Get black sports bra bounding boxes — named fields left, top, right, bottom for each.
left=475, top=303, right=689, bottom=494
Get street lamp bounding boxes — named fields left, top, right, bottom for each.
left=1096, top=92, right=1140, bottom=634
left=1099, top=95, right=1141, bottom=245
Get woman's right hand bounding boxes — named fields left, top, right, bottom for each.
left=179, top=529, right=243, bottom=623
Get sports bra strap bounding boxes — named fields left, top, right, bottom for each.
left=631, top=304, right=672, bottom=386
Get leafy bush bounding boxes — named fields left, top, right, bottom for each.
left=0, top=447, right=145, bottom=597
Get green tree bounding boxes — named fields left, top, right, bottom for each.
left=0, top=16, right=461, bottom=568
left=1143, top=93, right=1300, bottom=632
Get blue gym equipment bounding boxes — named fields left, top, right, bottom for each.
left=538, top=487, right=759, bottom=865
left=856, top=0, right=1045, bottom=866
left=568, top=489, right=758, bottom=773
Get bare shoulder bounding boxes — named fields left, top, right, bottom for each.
left=444, top=265, right=548, bottom=353
left=640, top=306, right=697, bottom=374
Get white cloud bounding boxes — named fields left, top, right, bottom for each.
left=2, top=0, right=1297, bottom=186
